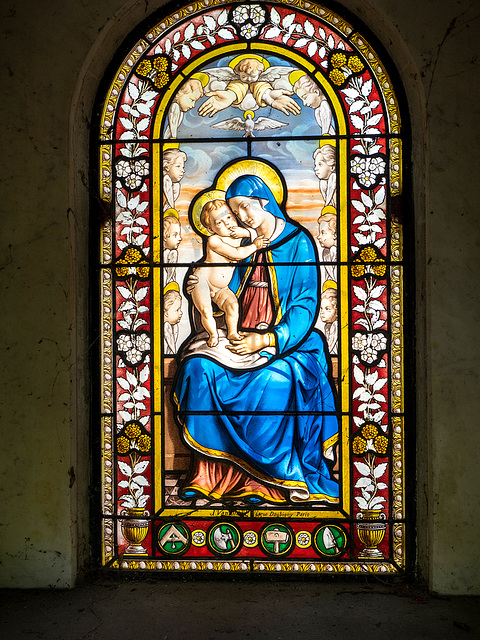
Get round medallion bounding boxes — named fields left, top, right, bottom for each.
left=157, top=521, right=191, bottom=556
left=243, top=530, right=258, bottom=548
left=191, top=529, right=206, bottom=547
left=295, top=530, right=312, bottom=549
left=259, top=523, right=294, bottom=557
left=312, top=524, right=347, bottom=557
left=206, top=522, right=243, bottom=556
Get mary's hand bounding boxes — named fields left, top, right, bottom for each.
left=186, top=274, right=199, bottom=295
left=226, top=332, right=270, bottom=355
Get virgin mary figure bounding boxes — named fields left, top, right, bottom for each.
left=173, top=173, right=339, bottom=504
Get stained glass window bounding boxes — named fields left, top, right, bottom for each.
left=96, top=1, right=407, bottom=575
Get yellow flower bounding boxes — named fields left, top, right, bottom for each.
left=352, top=436, right=367, bottom=455
left=137, top=60, right=153, bottom=77
left=329, top=69, right=345, bottom=86
left=362, top=423, right=379, bottom=439
left=124, top=423, right=141, bottom=439
left=372, top=262, right=386, bottom=277
left=153, top=57, right=169, bottom=72
left=154, top=72, right=169, bottom=89
left=351, top=263, right=365, bottom=278
left=125, top=247, right=142, bottom=263
left=116, top=259, right=129, bottom=277
left=348, top=56, right=364, bottom=73
left=359, top=247, right=377, bottom=262
left=137, top=434, right=151, bottom=452
left=330, top=52, right=347, bottom=68
left=136, top=261, right=150, bottom=278
left=117, top=435, right=130, bottom=454
left=374, top=435, right=388, bottom=454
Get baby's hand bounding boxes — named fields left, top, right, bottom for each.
left=186, top=274, right=199, bottom=295
left=253, top=235, right=269, bottom=250
left=230, top=226, right=250, bottom=239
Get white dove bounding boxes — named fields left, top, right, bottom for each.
left=211, top=112, right=287, bottom=137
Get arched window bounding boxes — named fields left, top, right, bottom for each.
left=96, top=1, right=407, bottom=574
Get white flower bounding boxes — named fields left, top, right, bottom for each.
left=244, top=531, right=257, bottom=545
left=351, top=156, right=366, bottom=174
left=232, top=4, right=266, bottom=38
left=126, top=347, right=143, bottom=364
left=192, top=531, right=205, bottom=545
left=297, top=532, right=310, bottom=547
left=352, top=332, right=387, bottom=364
left=251, top=5, right=266, bottom=24
left=350, top=156, right=386, bottom=189
left=117, top=334, right=133, bottom=351
left=233, top=6, right=249, bottom=22
left=116, top=157, right=149, bottom=191
left=136, top=333, right=150, bottom=351
left=240, top=24, right=256, bottom=38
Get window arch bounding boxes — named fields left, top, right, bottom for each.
left=96, top=1, right=407, bottom=574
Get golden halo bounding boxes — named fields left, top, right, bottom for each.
left=163, top=208, right=179, bottom=219
left=319, top=138, right=337, bottom=148
left=320, top=205, right=337, bottom=216
left=163, top=142, right=180, bottom=151
left=191, top=72, right=209, bottom=88
left=322, top=280, right=338, bottom=292
left=216, top=160, right=284, bottom=204
left=243, top=110, right=255, bottom=120
left=164, top=281, right=180, bottom=295
left=228, top=54, right=270, bottom=70
left=191, top=189, right=227, bottom=237
left=289, top=70, right=306, bottom=87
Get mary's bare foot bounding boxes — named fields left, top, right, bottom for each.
left=207, top=335, right=219, bottom=347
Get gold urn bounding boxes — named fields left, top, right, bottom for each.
left=121, top=508, right=149, bottom=555
left=357, top=509, right=386, bottom=559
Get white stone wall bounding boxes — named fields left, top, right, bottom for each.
left=0, top=0, right=479, bottom=593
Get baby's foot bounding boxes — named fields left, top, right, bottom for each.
left=207, top=335, right=219, bottom=347
left=228, top=332, right=242, bottom=342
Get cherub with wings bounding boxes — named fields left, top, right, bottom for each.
left=198, top=55, right=301, bottom=118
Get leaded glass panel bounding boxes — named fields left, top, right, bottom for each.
left=96, top=0, right=407, bottom=575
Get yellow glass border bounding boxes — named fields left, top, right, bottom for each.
left=391, top=265, right=404, bottom=415
left=101, top=416, right=114, bottom=565
left=100, top=269, right=113, bottom=414
left=109, top=557, right=399, bottom=574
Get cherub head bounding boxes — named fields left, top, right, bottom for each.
left=313, top=145, right=336, bottom=181
left=163, top=214, right=182, bottom=250
left=320, top=288, right=338, bottom=324
left=163, top=149, right=187, bottom=183
left=200, top=199, right=238, bottom=237
left=164, top=288, right=183, bottom=325
left=174, top=78, right=204, bottom=112
left=293, top=74, right=325, bottom=109
left=233, top=58, right=265, bottom=83
left=317, top=210, right=337, bottom=249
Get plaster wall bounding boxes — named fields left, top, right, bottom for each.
left=0, top=0, right=478, bottom=594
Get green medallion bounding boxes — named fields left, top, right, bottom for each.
left=313, top=525, right=347, bottom=557
left=157, top=522, right=191, bottom=556
left=206, top=522, right=243, bottom=556
left=259, top=523, right=294, bottom=557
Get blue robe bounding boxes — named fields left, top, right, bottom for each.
left=174, top=175, right=339, bottom=502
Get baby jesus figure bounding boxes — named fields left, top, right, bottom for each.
left=191, top=199, right=268, bottom=347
